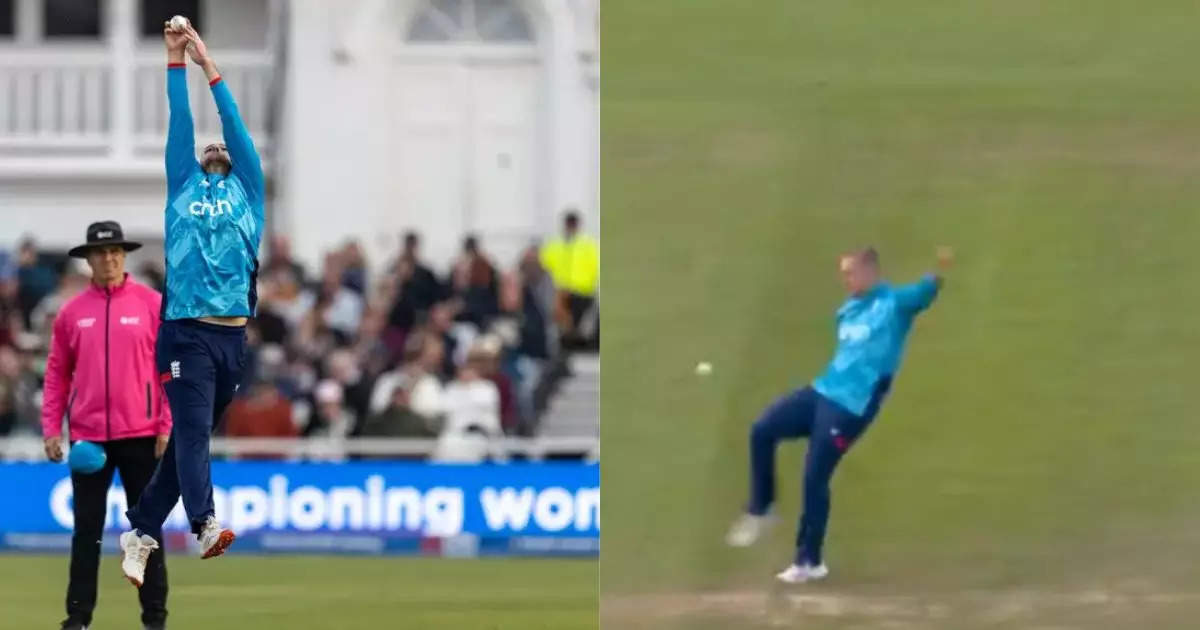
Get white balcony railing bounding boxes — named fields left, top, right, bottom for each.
left=0, top=48, right=274, bottom=167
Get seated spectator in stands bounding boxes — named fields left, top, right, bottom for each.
left=442, top=347, right=502, bottom=437
left=29, top=259, right=89, bottom=339
left=489, top=271, right=540, bottom=431
left=359, top=373, right=440, bottom=438
left=249, top=275, right=289, bottom=345
left=352, top=307, right=393, bottom=380
left=262, top=267, right=314, bottom=333
left=316, top=253, right=364, bottom=341
left=518, top=246, right=559, bottom=363
left=323, top=348, right=372, bottom=431
left=473, top=334, right=518, bottom=434
left=340, top=240, right=368, bottom=296
left=255, top=343, right=299, bottom=398
left=386, top=231, right=443, bottom=333
left=0, top=344, right=37, bottom=436
left=223, top=373, right=296, bottom=459
left=448, top=236, right=499, bottom=329
left=427, top=302, right=461, bottom=380
left=370, top=331, right=445, bottom=421
left=0, top=259, right=21, bottom=349
left=135, top=261, right=165, bottom=294
left=263, top=233, right=308, bottom=287
left=0, top=345, right=19, bottom=436
left=15, top=237, right=59, bottom=330
left=303, top=380, right=355, bottom=439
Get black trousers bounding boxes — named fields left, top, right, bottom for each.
left=565, top=293, right=597, bottom=349
left=67, top=436, right=168, bottom=627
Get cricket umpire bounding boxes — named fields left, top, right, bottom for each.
left=41, top=221, right=172, bottom=630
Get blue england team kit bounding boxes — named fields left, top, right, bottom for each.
left=127, top=64, right=264, bottom=539
left=746, top=275, right=940, bottom=566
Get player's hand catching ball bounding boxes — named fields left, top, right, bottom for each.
left=182, top=24, right=211, bottom=66
left=936, top=245, right=955, bottom=271
left=44, top=436, right=64, bottom=463
left=163, top=18, right=188, bottom=52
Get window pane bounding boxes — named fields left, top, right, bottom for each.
left=0, top=0, right=14, bottom=37
left=407, top=12, right=452, bottom=42
left=45, top=0, right=104, bottom=37
left=140, top=0, right=201, bottom=38
left=202, top=0, right=267, bottom=49
left=474, top=0, right=532, bottom=42
left=407, top=1, right=464, bottom=42
left=430, top=0, right=464, bottom=29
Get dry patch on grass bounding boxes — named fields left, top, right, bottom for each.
left=603, top=583, right=1200, bottom=629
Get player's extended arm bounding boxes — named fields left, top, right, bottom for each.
left=165, top=26, right=199, bottom=196
left=895, top=246, right=953, bottom=313
left=185, top=28, right=265, bottom=207
left=40, top=313, right=75, bottom=439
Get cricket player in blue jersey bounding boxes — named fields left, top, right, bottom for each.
left=726, top=246, right=952, bottom=584
left=121, top=19, right=264, bottom=588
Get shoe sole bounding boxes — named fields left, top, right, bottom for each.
left=775, top=572, right=829, bottom=585
left=123, top=570, right=143, bottom=588
left=201, top=530, right=236, bottom=559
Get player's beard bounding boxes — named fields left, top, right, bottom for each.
left=202, top=155, right=231, bottom=175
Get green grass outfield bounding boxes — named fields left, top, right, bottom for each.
left=0, top=555, right=596, bottom=629
left=601, top=1, right=1200, bottom=628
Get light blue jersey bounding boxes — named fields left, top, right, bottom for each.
left=812, top=275, right=939, bottom=416
left=161, top=66, right=264, bottom=321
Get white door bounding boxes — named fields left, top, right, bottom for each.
left=465, top=59, right=539, bottom=268
left=390, top=0, right=541, bottom=269
left=393, top=63, right=471, bottom=266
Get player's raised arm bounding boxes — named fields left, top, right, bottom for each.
left=894, top=246, right=953, bottom=313
left=184, top=26, right=265, bottom=206
left=165, top=22, right=199, bottom=196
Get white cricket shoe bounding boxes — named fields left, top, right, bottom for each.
left=119, top=530, right=159, bottom=588
left=198, top=516, right=236, bottom=559
left=775, top=563, right=830, bottom=584
left=725, top=512, right=775, bottom=547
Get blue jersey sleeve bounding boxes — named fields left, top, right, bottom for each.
left=894, top=274, right=940, bottom=314
left=211, top=78, right=265, bottom=223
left=165, top=66, right=200, bottom=196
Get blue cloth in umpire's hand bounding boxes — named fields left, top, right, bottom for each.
left=68, top=441, right=107, bottom=474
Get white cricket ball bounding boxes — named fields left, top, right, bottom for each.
left=169, top=15, right=189, bottom=31
left=695, top=362, right=713, bottom=376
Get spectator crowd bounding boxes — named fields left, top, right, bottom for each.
left=0, top=213, right=599, bottom=463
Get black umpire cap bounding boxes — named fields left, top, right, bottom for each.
left=68, top=221, right=143, bottom=259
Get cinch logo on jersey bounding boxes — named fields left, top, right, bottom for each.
left=47, top=475, right=601, bottom=537
left=838, top=323, right=871, bottom=343
left=188, top=199, right=234, bottom=217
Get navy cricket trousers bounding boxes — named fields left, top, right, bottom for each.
left=746, top=379, right=890, bottom=566
left=127, top=319, right=246, bottom=539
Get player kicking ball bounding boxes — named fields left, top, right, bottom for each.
left=726, top=246, right=952, bottom=584
left=121, top=16, right=265, bottom=587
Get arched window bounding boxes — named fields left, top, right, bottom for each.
left=407, top=0, right=534, bottom=43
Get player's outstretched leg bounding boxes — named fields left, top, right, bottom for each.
left=776, top=398, right=870, bottom=584
left=726, top=388, right=816, bottom=547
left=122, top=432, right=180, bottom=588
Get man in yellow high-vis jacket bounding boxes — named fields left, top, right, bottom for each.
left=539, top=211, right=599, bottom=349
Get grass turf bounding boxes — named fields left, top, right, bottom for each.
left=0, top=555, right=596, bottom=629
left=601, top=1, right=1200, bottom=627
